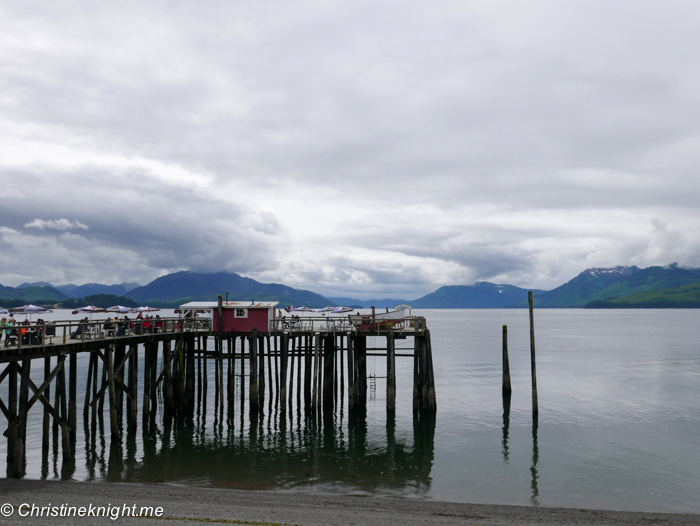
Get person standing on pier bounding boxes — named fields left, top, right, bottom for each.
left=0, top=317, right=6, bottom=345
left=3, top=316, right=14, bottom=347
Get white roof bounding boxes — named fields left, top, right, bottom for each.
left=179, top=301, right=279, bottom=310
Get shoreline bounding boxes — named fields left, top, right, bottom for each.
left=1, top=479, right=698, bottom=525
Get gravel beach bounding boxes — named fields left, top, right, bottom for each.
left=0, top=479, right=698, bottom=526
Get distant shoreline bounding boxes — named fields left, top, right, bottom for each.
left=1, top=479, right=697, bottom=526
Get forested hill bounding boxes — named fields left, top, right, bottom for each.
left=411, top=282, right=543, bottom=308
left=520, top=265, right=700, bottom=308
left=124, top=271, right=332, bottom=308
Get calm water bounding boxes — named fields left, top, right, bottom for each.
left=1, top=309, right=699, bottom=513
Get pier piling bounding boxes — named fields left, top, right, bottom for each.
left=528, top=291, right=539, bottom=415
left=502, top=325, right=511, bottom=396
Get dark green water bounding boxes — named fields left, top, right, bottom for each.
left=3, top=309, right=699, bottom=513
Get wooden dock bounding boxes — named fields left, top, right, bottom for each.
left=0, top=314, right=436, bottom=478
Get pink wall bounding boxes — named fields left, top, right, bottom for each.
left=213, top=308, right=271, bottom=333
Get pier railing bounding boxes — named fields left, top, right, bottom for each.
left=271, top=315, right=425, bottom=333
left=2, top=317, right=211, bottom=349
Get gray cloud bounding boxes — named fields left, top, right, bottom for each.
left=2, top=1, right=700, bottom=296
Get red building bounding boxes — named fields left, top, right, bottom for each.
left=179, top=301, right=278, bottom=333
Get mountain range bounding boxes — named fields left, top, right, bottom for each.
left=2, top=264, right=700, bottom=309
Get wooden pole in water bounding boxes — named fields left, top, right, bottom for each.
left=84, top=353, right=94, bottom=419
left=217, top=295, right=224, bottom=414
left=114, top=346, right=124, bottom=422
left=227, top=338, right=234, bottom=408
left=142, top=343, right=151, bottom=423
left=356, top=336, right=367, bottom=406
left=347, top=334, right=355, bottom=409
left=177, top=340, right=186, bottom=408
left=288, top=335, right=295, bottom=412
left=186, top=337, right=195, bottom=410
left=413, top=334, right=420, bottom=411
left=163, top=340, right=173, bottom=412
left=91, top=352, right=98, bottom=425
left=297, top=336, right=306, bottom=411
left=69, top=353, right=77, bottom=442
left=528, top=291, right=538, bottom=415
left=304, top=335, right=312, bottom=410
left=386, top=331, right=396, bottom=413
left=128, top=344, right=138, bottom=431
left=273, top=335, right=279, bottom=401
left=280, top=333, right=289, bottom=410
left=202, top=336, right=208, bottom=401
left=239, top=336, right=246, bottom=412
left=267, top=336, right=274, bottom=408
left=311, top=334, right=320, bottom=410
left=322, top=336, right=334, bottom=414
left=249, top=331, right=259, bottom=411
left=259, top=335, right=266, bottom=407
left=43, top=356, right=51, bottom=452
left=7, top=362, right=18, bottom=477
left=18, top=359, right=31, bottom=474
left=425, top=331, right=437, bottom=411
left=196, top=336, right=202, bottom=408
left=339, top=335, right=345, bottom=403
left=502, top=325, right=512, bottom=396
left=106, top=345, right=119, bottom=438
left=57, top=355, right=71, bottom=462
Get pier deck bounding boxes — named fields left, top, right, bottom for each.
left=1, top=315, right=436, bottom=478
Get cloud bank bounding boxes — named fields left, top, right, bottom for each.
left=2, top=1, right=700, bottom=297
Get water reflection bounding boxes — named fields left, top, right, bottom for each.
left=501, top=393, right=511, bottom=464
left=92, top=404, right=435, bottom=496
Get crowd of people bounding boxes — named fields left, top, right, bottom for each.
left=69, top=314, right=164, bottom=339
left=0, top=316, right=49, bottom=347
left=0, top=313, right=167, bottom=346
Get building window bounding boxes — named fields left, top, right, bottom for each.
left=235, top=308, right=247, bottom=318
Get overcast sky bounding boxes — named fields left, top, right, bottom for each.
left=1, top=0, right=700, bottom=299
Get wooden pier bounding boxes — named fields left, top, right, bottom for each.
left=0, top=313, right=436, bottom=478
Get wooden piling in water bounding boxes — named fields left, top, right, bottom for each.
left=280, top=333, right=289, bottom=411
left=528, top=291, right=538, bottom=415
left=84, top=353, right=94, bottom=419
left=249, top=331, right=259, bottom=411
left=413, top=335, right=420, bottom=411
left=267, top=336, right=274, bottom=409
left=186, top=337, right=196, bottom=411
left=304, top=336, right=312, bottom=410
left=106, top=346, right=119, bottom=438
left=322, top=336, right=334, bottom=414
left=502, top=325, right=512, bottom=396
left=69, top=354, right=77, bottom=443
left=311, top=334, right=320, bottom=411
left=163, top=340, right=173, bottom=412
left=150, top=342, right=159, bottom=416
left=202, top=336, right=208, bottom=403
left=386, top=331, right=396, bottom=413
left=18, top=359, right=31, bottom=475
left=43, top=356, right=51, bottom=452
left=425, top=331, right=437, bottom=411
left=296, top=336, right=302, bottom=410
left=259, top=336, right=266, bottom=407
left=288, top=336, right=296, bottom=412
left=355, top=336, right=367, bottom=407
left=6, top=362, right=18, bottom=477
left=347, top=334, right=355, bottom=409
left=128, top=344, right=138, bottom=431
left=142, top=343, right=151, bottom=424
left=114, top=346, right=124, bottom=423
